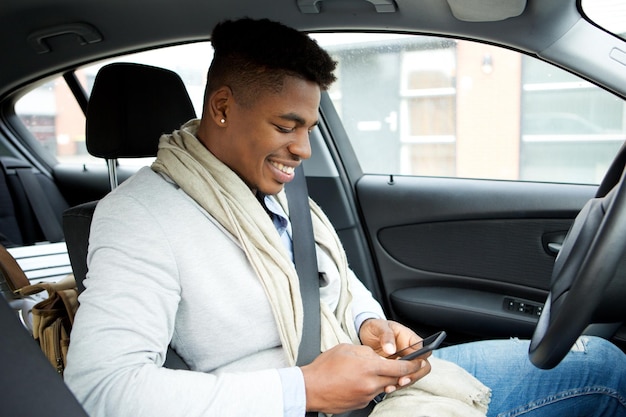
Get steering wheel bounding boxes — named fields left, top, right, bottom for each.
left=529, top=166, right=626, bottom=369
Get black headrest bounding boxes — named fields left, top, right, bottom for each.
left=86, top=63, right=197, bottom=159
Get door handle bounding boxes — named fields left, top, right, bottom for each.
left=547, top=242, right=562, bottom=254
left=542, top=231, right=567, bottom=257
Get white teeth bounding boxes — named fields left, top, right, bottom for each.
left=271, top=161, right=295, bottom=174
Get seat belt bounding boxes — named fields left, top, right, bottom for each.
left=0, top=164, right=24, bottom=246
left=285, top=165, right=321, bottom=417
left=13, top=167, right=64, bottom=243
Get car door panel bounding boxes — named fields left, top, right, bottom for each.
left=355, top=174, right=597, bottom=341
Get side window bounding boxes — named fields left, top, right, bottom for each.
left=314, top=34, right=626, bottom=185
left=14, top=42, right=212, bottom=166
left=15, top=79, right=88, bottom=163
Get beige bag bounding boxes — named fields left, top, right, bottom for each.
left=17, top=274, right=79, bottom=375
left=1, top=244, right=78, bottom=375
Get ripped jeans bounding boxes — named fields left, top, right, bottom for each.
left=433, top=336, right=626, bottom=417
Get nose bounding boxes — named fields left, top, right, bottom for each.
left=288, top=128, right=312, bottom=160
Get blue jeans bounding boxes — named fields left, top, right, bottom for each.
left=433, top=336, right=626, bottom=417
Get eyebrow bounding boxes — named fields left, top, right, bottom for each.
left=279, top=112, right=319, bottom=128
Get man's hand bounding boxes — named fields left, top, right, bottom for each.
left=359, top=319, right=423, bottom=357
left=359, top=319, right=433, bottom=394
left=300, top=343, right=430, bottom=414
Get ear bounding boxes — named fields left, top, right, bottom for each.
left=205, top=86, right=233, bottom=127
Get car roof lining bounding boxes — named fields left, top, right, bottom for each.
left=0, top=0, right=622, bottom=99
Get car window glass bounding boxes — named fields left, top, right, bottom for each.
left=14, top=36, right=626, bottom=185
left=15, top=78, right=89, bottom=163
left=313, top=33, right=626, bottom=185
left=15, top=42, right=211, bottom=167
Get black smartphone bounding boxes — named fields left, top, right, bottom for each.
left=386, top=330, right=447, bottom=361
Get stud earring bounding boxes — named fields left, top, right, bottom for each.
left=220, top=118, right=226, bottom=124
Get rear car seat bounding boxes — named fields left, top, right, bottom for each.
left=0, top=156, right=68, bottom=246
left=0, top=156, right=72, bottom=302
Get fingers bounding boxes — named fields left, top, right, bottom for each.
left=380, top=326, right=397, bottom=356
left=360, top=319, right=397, bottom=355
left=361, top=319, right=422, bottom=357
left=383, top=358, right=432, bottom=394
left=402, top=356, right=431, bottom=383
left=386, top=321, right=421, bottom=356
left=378, top=352, right=428, bottom=379
left=301, top=343, right=429, bottom=414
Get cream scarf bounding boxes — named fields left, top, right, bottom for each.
left=152, top=119, right=491, bottom=416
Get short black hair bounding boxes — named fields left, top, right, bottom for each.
left=206, top=18, right=337, bottom=106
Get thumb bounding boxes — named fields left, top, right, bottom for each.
left=378, top=323, right=397, bottom=356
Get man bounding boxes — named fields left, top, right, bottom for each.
left=65, top=18, right=625, bottom=417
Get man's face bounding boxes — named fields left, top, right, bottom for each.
left=218, top=76, right=320, bottom=196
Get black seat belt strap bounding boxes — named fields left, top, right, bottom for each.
left=15, top=167, right=64, bottom=243
left=285, top=164, right=321, bottom=417
left=286, top=164, right=321, bottom=365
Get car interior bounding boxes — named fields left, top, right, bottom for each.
left=1, top=0, right=626, bottom=415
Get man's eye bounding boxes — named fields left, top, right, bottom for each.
left=276, top=125, right=296, bottom=133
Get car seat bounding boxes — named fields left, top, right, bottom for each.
left=0, top=156, right=69, bottom=246
left=62, top=62, right=196, bottom=368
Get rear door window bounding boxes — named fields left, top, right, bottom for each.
left=14, top=42, right=212, bottom=167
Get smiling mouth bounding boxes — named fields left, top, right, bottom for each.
left=270, top=161, right=296, bottom=175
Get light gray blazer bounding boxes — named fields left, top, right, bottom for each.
left=64, top=167, right=384, bottom=417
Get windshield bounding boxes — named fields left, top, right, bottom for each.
left=582, top=0, right=626, bottom=40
